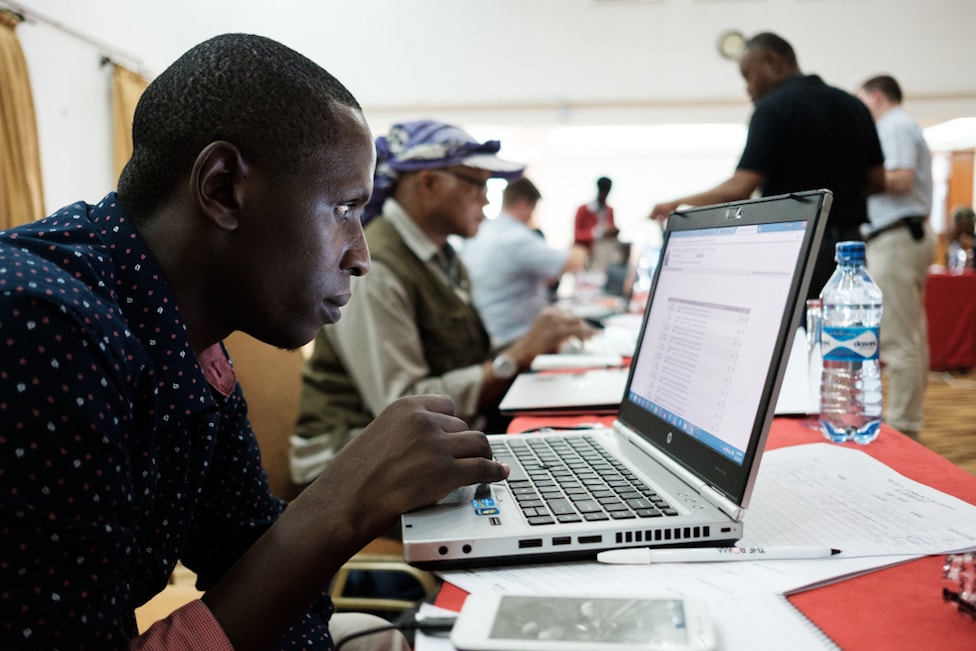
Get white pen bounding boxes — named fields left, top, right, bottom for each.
left=597, top=545, right=842, bottom=564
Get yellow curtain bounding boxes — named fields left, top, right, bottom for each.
left=111, top=64, right=148, bottom=184
left=0, top=10, right=45, bottom=229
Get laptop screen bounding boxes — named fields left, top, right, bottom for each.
left=617, top=191, right=829, bottom=506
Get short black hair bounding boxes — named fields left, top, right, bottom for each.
left=596, top=177, right=612, bottom=193
left=860, top=74, right=903, bottom=104
left=745, top=32, right=798, bottom=68
left=117, top=33, right=362, bottom=221
left=502, top=177, right=542, bottom=206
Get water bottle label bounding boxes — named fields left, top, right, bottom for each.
left=821, top=326, right=880, bottom=362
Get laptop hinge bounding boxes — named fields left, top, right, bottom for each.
left=613, top=421, right=745, bottom=521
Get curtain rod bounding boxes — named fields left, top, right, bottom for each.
left=0, top=0, right=147, bottom=76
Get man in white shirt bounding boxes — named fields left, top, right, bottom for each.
left=462, top=177, right=588, bottom=345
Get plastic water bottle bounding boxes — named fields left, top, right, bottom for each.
left=947, top=240, right=968, bottom=274
left=818, top=241, right=884, bottom=444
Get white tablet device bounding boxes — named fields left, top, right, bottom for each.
left=450, top=592, right=717, bottom=651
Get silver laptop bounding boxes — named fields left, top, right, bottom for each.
left=559, top=225, right=650, bottom=324
left=498, top=367, right=630, bottom=416
left=402, top=190, right=831, bottom=569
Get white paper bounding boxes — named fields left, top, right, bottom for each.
left=531, top=354, right=624, bottom=370
left=774, top=328, right=821, bottom=415
left=566, top=319, right=642, bottom=357
left=425, top=442, right=976, bottom=649
left=741, top=443, right=976, bottom=556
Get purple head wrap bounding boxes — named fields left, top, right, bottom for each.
left=362, top=120, right=525, bottom=223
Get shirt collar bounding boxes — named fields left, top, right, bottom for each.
left=382, top=198, right=441, bottom=263
left=92, top=194, right=230, bottom=413
left=381, top=197, right=464, bottom=288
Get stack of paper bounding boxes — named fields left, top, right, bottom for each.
left=417, top=444, right=976, bottom=650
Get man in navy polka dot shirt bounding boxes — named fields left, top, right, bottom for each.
left=0, top=34, right=509, bottom=650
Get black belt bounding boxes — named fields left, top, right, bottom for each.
left=866, top=215, right=926, bottom=242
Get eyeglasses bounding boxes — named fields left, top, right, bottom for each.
left=438, top=169, right=489, bottom=196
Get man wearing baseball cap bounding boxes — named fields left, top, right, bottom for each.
left=290, top=120, right=593, bottom=485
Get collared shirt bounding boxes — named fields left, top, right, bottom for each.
left=385, top=198, right=473, bottom=300
left=867, top=106, right=933, bottom=229
left=0, top=194, right=334, bottom=649
left=461, top=212, right=567, bottom=345
left=323, top=198, right=484, bottom=422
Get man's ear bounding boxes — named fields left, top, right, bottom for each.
left=191, top=141, right=250, bottom=232
left=769, top=51, right=794, bottom=80
left=417, top=168, right=445, bottom=195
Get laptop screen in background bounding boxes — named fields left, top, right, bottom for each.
left=626, top=221, right=808, bottom=464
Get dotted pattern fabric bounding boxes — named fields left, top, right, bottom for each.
left=0, top=195, right=335, bottom=649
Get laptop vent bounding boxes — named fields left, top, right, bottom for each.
left=615, top=526, right=710, bottom=544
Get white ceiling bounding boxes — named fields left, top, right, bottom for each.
left=6, top=0, right=975, bottom=242
left=7, top=0, right=976, bottom=131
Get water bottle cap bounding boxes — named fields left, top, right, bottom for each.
left=834, top=240, right=866, bottom=264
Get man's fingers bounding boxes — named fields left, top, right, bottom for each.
left=454, top=455, right=510, bottom=485
left=410, top=393, right=456, bottom=416
left=440, top=430, right=494, bottom=459
left=439, top=431, right=509, bottom=483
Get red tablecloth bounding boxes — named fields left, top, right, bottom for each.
left=435, top=416, right=976, bottom=650
left=926, top=271, right=976, bottom=371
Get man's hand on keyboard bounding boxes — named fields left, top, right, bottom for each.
left=316, top=394, right=510, bottom=541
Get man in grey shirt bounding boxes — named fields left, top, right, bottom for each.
left=462, top=176, right=588, bottom=346
left=856, top=74, right=936, bottom=438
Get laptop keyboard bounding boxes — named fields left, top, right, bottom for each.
left=490, top=435, right=679, bottom=526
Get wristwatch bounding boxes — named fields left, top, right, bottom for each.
left=491, top=354, right=518, bottom=380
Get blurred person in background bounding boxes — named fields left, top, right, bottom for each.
left=575, top=176, right=622, bottom=272
left=942, top=205, right=975, bottom=271
left=462, top=176, right=588, bottom=346
left=651, top=31, right=885, bottom=302
left=856, top=73, right=936, bottom=438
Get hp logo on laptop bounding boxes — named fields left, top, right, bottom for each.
left=666, top=432, right=673, bottom=444
left=725, top=206, right=743, bottom=220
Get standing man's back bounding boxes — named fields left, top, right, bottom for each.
left=651, top=32, right=885, bottom=300
left=740, top=74, right=880, bottom=231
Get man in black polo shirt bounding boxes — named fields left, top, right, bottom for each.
left=651, top=31, right=885, bottom=300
